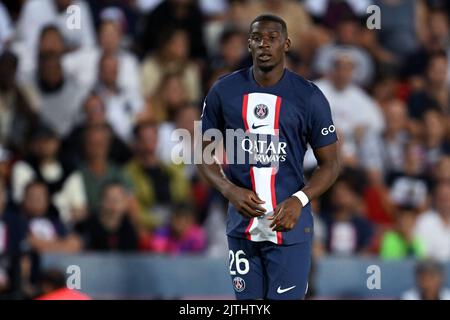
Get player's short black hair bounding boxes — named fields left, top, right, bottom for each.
left=249, top=14, right=288, bottom=38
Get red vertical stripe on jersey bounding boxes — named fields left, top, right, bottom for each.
left=271, top=168, right=282, bottom=244
left=273, top=98, right=282, bottom=244
left=245, top=166, right=256, bottom=240
left=242, top=94, right=249, bottom=131
left=274, top=96, right=282, bottom=132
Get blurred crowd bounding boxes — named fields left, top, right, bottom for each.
left=0, top=0, right=450, bottom=299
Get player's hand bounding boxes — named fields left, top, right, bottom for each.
left=224, top=185, right=266, bottom=218
left=269, top=196, right=302, bottom=232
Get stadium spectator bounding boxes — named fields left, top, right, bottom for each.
left=142, top=202, right=206, bottom=254
left=322, top=178, right=374, bottom=256
left=137, top=0, right=207, bottom=60
left=414, top=183, right=450, bottom=261
left=373, top=0, right=424, bottom=60
left=371, top=75, right=400, bottom=110
left=124, top=121, right=190, bottom=231
left=11, top=124, right=87, bottom=226
left=401, top=259, right=450, bottom=300
left=76, top=181, right=138, bottom=251
left=139, top=71, right=190, bottom=123
left=407, top=52, right=449, bottom=121
left=0, top=51, right=37, bottom=155
left=63, top=17, right=140, bottom=96
left=379, top=206, right=425, bottom=260
left=423, top=108, right=449, bottom=170
left=19, top=180, right=81, bottom=297
left=61, top=92, right=132, bottom=167
left=93, top=53, right=143, bottom=144
left=21, top=181, right=82, bottom=254
left=206, top=27, right=248, bottom=90
left=13, top=0, right=95, bottom=54
left=26, top=53, right=86, bottom=137
left=313, top=15, right=375, bottom=87
left=79, top=124, right=132, bottom=214
left=315, top=52, right=385, bottom=163
left=401, top=9, right=449, bottom=82
left=360, top=99, right=410, bottom=178
left=387, top=140, right=431, bottom=212
left=140, top=27, right=202, bottom=104
left=16, top=25, right=67, bottom=84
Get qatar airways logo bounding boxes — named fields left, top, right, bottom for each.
left=241, top=137, right=287, bottom=164
left=169, top=121, right=287, bottom=170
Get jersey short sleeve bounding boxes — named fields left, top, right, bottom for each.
left=308, top=83, right=338, bottom=149
left=200, top=83, right=224, bottom=134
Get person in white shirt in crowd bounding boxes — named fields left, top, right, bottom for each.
left=15, top=24, right=68, bottom=86
left=11, top=124, right=87, bottom=227
left=63, top=7, right=140, bottom=96
left=402, top=260, right=450, bottom=300
left=414, top=182, right=450, bottom=261
left=313, top=16, right=375, bottom=87
left=93, top=52, right=143, bottom=144
left=315, top=52, right=385, bottom=164
left=25, top=52, right=86, bottom=138
left=12, top=0, right=95, bottom=62
left=359, top=99, right=410, bottom=179
left=0, top=2, right=12, bottom=54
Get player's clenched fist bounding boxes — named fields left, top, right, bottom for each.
left=269, top=196, right=302, bottom=232
left=224, top=185, right=266, bottom=218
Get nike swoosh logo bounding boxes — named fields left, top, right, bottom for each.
left=251, top=123, right=269, bottom=129
left=277, top=285, right=296, bottom=294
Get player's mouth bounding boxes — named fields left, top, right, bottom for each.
left=257, top=53, right=272, bottom=62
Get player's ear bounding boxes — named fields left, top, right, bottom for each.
left=247, top=38, right=252, bottom=52
left=284, top=38, right=291, bottom=52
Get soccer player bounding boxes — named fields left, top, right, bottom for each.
left=197, top=14, right=340, bottom=300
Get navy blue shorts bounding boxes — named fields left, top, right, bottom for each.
left=227, top=236, right=312, bottom=300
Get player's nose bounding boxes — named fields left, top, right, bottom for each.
left=258, top=37, right=270, bottom=48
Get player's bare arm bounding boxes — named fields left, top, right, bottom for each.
left=197, top=140, right=266, bottom=218
left=270, top=142, right=340, bottom=231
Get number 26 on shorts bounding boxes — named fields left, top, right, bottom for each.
left=229, top=250, right=250, bottom=275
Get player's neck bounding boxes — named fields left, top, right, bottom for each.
left=252, top=64, right=285, bottom=88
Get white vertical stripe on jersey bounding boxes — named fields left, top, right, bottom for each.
left=242, top=92, right=281, bottom=244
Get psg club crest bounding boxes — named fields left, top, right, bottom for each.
left=233, top=277, right=246, bottom=292
left=254, top=104, right=269, bottom=119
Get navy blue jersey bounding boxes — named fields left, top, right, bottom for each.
left=201, top=67, right=337, bottom=245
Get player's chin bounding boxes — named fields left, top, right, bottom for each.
left=256, top=61, right=276, bottom=72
